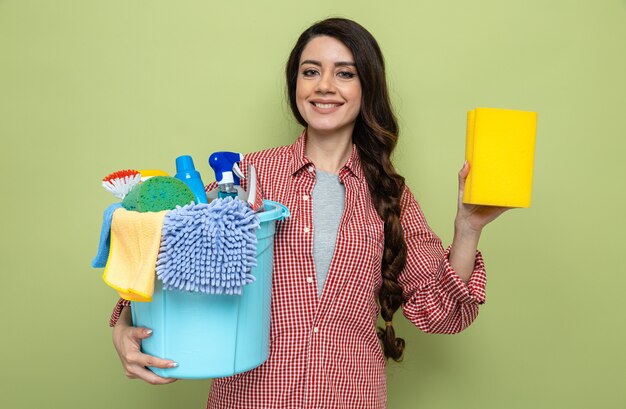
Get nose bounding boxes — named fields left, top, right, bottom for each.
left=315, top=71, right=335, bottom=94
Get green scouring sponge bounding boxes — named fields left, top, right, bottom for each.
left=122, top=176, right=195, bottom=212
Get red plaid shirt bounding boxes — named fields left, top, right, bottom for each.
left=110, top=132, right=487, bottom=409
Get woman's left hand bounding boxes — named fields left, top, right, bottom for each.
left=455, top=161, right=510, bottom=235
left=449, top=161, right=511, bottom=282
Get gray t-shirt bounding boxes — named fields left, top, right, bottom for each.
left=311, top=169, right=345, bottom=297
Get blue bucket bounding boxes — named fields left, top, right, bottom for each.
left=131, top=200, right=289, bottom=379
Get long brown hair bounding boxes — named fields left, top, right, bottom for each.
left=286, top=18, right=408, bottom=361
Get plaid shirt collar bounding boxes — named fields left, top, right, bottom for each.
left=289, top=130, right=364, bottom=182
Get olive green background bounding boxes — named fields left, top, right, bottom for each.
left=1, top=0, right=624, bottom=408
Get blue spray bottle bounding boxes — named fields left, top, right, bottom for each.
left=175, top=155, right=208, bottom=204
left=208, top=152, right=245, bottom=199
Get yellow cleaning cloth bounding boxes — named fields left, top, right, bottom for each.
left=103, top=208, right=168, bottom=302
left=463, top=107, right=538, bottom=208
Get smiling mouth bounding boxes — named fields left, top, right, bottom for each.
left=312, top=102, right=342, bottom=109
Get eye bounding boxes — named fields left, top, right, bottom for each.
left=302, top=68, right=319, bottom=77
left=337, top=71, right=357, bottom=79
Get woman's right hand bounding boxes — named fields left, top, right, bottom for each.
left=112, top=307, right=178, bottom=385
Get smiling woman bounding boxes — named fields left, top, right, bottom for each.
left=284, top=18, right=411, bottom=365
left=295, top=36, right=362, bottom=145
left=110, top=17, right=508, bottom=409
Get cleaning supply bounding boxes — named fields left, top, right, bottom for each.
left=206, top=163, right=265, bottom=211
left=122, top=176, right=195, bottom=212
left=92, top=202, right=123, bottom=268
left=464, top=107, right=538, bottom=208
left=156, top=197, right=260, bottom=295
left=101, top=169, right=141, bottom=199
left=139, top=169, right=169, bottom=181
left=208, top=152, right=245, bottom=199
left=102, top=207, right=168, bottom=302
left=132, top=200, right=290, bottom=379
left=175, top=155, right=208, bottom=204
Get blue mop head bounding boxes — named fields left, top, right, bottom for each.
left=156, top=198, right=260, bottom=295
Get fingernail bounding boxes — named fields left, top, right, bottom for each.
left=169, top=362, right=179, bottom=368
left=145, top=329, right=153, bottom=336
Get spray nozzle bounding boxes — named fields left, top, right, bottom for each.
left=208, top=152, right=245, bottom=198
left=232, top=162, right=245, bottom=180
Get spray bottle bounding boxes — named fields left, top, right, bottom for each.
left=208, top=152, right=245, bottom=199
left=175, top=155, right=208, bottom=204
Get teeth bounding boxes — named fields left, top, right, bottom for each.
left=314, top=103, right=339, bottom=108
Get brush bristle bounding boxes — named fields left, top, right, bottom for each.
left=103, top=169, right=140, bottom=182
left=102, top=169, right=142, bottom=199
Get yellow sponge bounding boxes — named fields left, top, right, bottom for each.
left=463, top=107, right=537, bottom=208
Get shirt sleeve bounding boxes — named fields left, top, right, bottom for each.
left=109, top=298, right=131, bottom=327
left=398, top=186, right=486, bottom=334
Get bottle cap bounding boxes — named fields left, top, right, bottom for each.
left=176, top=155, right=196, bottom=173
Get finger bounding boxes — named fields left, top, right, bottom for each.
left=120, top=341, right=178, bottom=370
left=458, top=161, right=470, bottom=184
left=127, top=364, right=178, bottom=385
left=131, top=327, right=154, bottom=340
left=138, top=351, right=179, bottom=370
left=495, top=205, right=513, bottom=217
left=458, top=161, right=470, bottom=204
left=460, top=160, right=470, bottom=175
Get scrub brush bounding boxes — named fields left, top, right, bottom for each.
left=102, top=169, right=142, bottom=199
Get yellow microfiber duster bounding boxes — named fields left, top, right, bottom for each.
left=102, top=208, right=168, bottom=302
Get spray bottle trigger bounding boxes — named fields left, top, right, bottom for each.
left=233, top=162, right=245, bottom=180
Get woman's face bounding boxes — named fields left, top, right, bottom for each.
left=295, top=36, right=362, bottom=137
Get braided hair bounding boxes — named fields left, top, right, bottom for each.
left=286, top=17, right=408, bottom=361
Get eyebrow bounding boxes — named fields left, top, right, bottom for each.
left=300, top=59, right=356, bottom=68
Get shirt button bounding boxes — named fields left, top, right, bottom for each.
left=313, top=327, right=319, bottom=333
left=306, top=277, right=313, bottom=283
left=307, top=166, right=314, bottom=173
left=302, top=195, right=310, bottom=201
left=303, top=227, right=310, bottom=233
